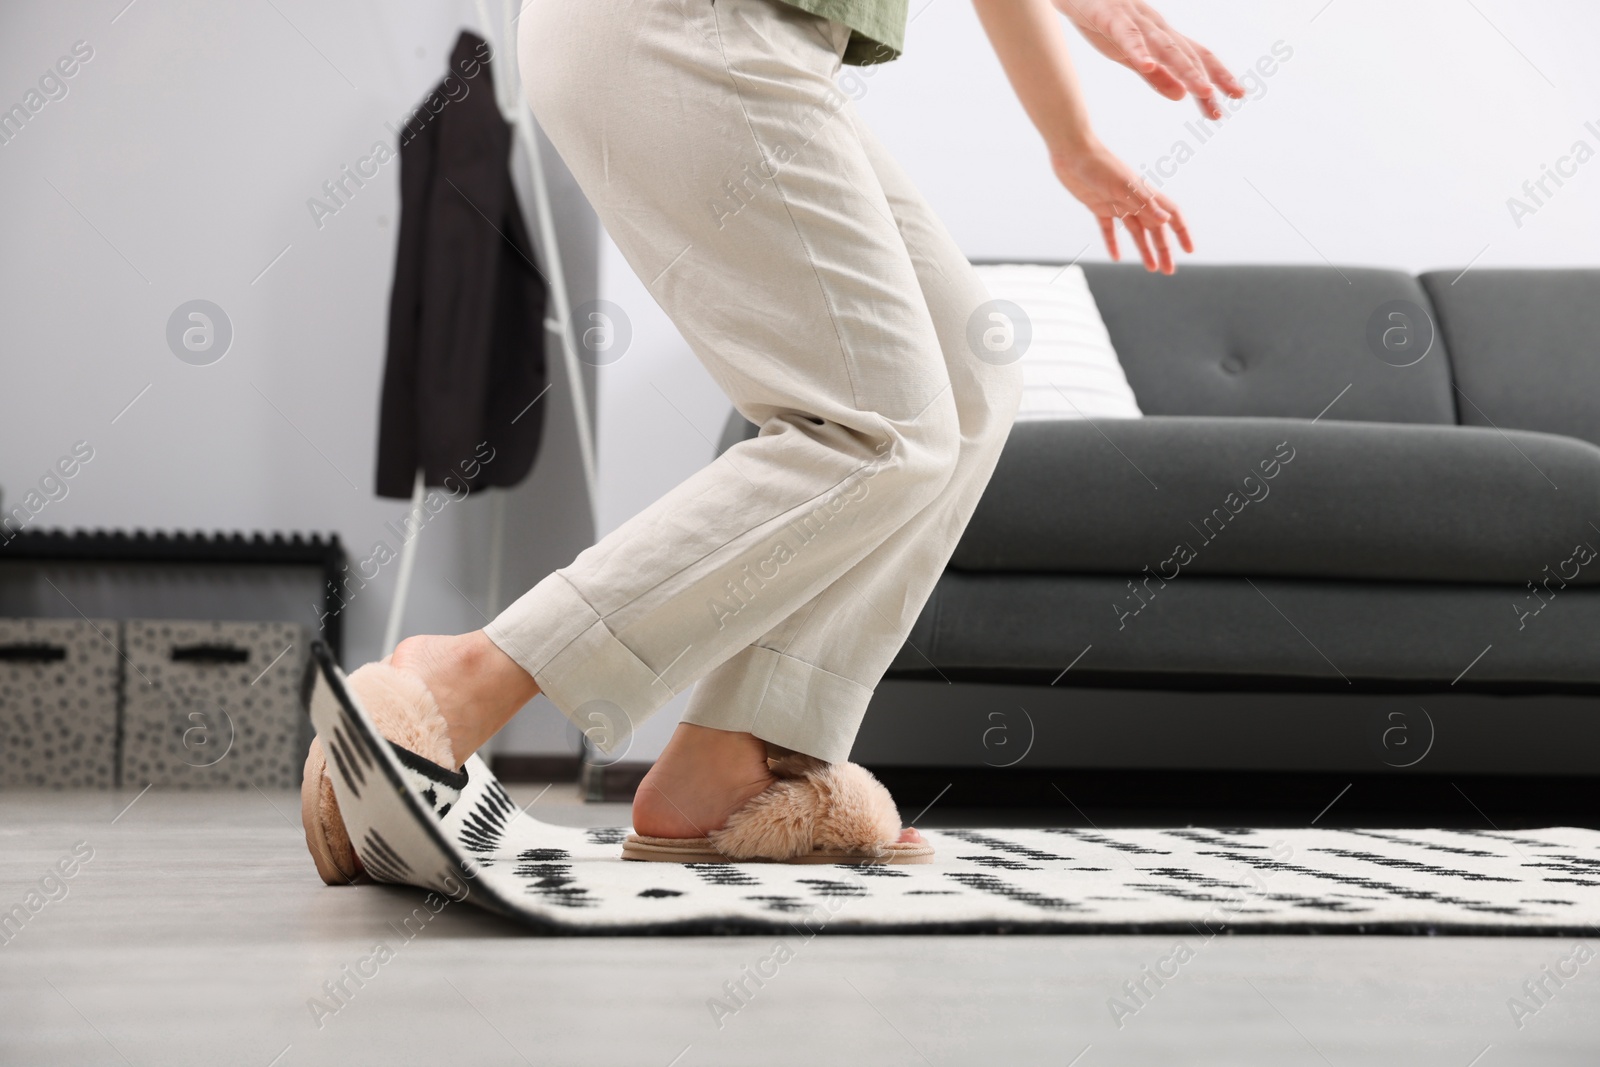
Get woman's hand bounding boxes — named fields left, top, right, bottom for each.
left=973, top=0, right=1217, bottom=272
left=1051, top=137, right=1189, bottom=274
left=1052, top=0, right=1244, bottom=119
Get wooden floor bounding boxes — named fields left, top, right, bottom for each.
left=2, top=786, right=1597, bottom=1066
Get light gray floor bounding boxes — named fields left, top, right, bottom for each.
left=2, top=787, right=1597, bottom=1066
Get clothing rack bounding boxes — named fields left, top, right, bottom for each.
left=383, top=0, right=598, bottom=656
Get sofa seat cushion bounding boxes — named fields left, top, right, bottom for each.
left=892, top=572, right=1600, bottom=687
left=953, top=416, right=1600, bottom=586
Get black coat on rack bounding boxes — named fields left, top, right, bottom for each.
left=375, top=30, right=548, bottom=499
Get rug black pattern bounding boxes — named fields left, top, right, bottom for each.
left=440, top=768, right=1600, bottom=934
left=307, top=652, right=1600, bottom=936
left=441, top=789, right=1600, bottom=933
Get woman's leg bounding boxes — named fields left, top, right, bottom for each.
left=672, top=111, right=1022, bottom=765
left=480, top=2, right=961, bottom=735
left=635, top=51, right=1021, bottom=835
left=388, top=0, right=1014, bottom=839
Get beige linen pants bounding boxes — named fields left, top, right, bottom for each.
left=486, top=0, right=1021, bottom=763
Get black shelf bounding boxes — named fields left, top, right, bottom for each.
left=0, top=528, right=348, bottom=659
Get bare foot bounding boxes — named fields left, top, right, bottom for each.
left=390, top=631, right=540, bottom=765
left=379, top=643, right=927, bottom=847
left=632, top=724, right=775, bottom=838
left=632, top=723, right=927, bottom=844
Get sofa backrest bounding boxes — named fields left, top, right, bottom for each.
left=1420, top=269, right=1600, bottom=450
left=1081, top=264, right=1456, bottom=425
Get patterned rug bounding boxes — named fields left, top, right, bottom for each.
left=307, top=649, right=1600, bottom=936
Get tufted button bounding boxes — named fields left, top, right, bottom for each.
left=1220, top=355, right=1246, bottom=375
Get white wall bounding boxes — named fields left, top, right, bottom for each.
left=6, top=1, right=1596, bottom=765
left=0, top=0, right=596, bottom=759
left=591, top=0, right=1600, bottom=758
left=868, top=0, right=1600, bottom=267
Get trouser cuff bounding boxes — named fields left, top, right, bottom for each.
left=682, top=645, right=872, bottom=764
left=483, top=572, right=670, bottom=756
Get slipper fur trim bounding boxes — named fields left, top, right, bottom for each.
left=665, top=753, right=922, bottom=862
left=347, top=660, right=455, bottom=769
left=301, top=660, right=455, bottom=886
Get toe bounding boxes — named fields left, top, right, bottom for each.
left=898, top=827, right=924, bottom=844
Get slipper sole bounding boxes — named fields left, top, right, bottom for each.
left=301, top=740, right=363, bottom=886
left=621, top=833, right=935, bottom=865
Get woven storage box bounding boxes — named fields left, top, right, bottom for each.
left=120, top=620, right=310, bottom=788
left=0, top=618, right=121, bottom=788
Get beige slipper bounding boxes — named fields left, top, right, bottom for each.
left=301, top=659, right=459, bottom=885
left=622, top=752, right=935, bottom=864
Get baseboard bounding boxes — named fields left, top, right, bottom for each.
left=490, top=754, right=582, bottom=783
left=854, top=678, right=1600, bottom=775
left=579, top=760, right=653, bottom=802
left=865, top=766, right=1600, bottom=830
left=489, top=754, right=652, bottom=800
left=491, top=753, right=1599, bottom=826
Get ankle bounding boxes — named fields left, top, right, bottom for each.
left=630, top=725, right=776, bottom=839
left=391, top=631, right=539, bottom=762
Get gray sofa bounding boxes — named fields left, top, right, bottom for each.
left=722, top=265, right=1600, bottom=777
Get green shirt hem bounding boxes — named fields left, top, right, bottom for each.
left=778, top=0, right=907, bottom=65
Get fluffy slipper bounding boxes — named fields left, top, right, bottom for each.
left=622, top=753, right=934, bottom=864
left=300, top=657, right=462, bottom=885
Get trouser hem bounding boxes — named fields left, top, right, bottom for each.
left=484, top=573, right=672, bottom=755
left=682, top=644, right=872, bottom=764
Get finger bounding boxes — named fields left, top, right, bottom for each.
left=1130, top=17, right=1191, bottom=98
left=1118, top=198, right=1166, bottom=230
left=1175, top=40, right=1225, bottom=119
left=1113, top=191, right=1165, bottom=227
left=1106, top=15, right=1158, bottom=74
left=1143, top=208, right=1174, bottom=274
left=1117, top=181, right=1169, bottom=225
left=1155, top=193, right=1194, bottom=254
left=1140, top=64, right=1189, bottom=102
left=1121, top=215, right=1158, bottom=272
left=1188, top=69, right=1226, bottom=120
left=1171, top=44, right=1223, bottom=119
left=1194, top=42, right=1246, bottom=99
left=1098, top=215, right=1120, bottom=261
left=1139, top=206, right=1177, bottom=275
left=1142, top=21, right=1218, bottom=114
left=1129, top=185, right=1169, bottom=223
left=1135, top=202, right=1174, bottom=274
